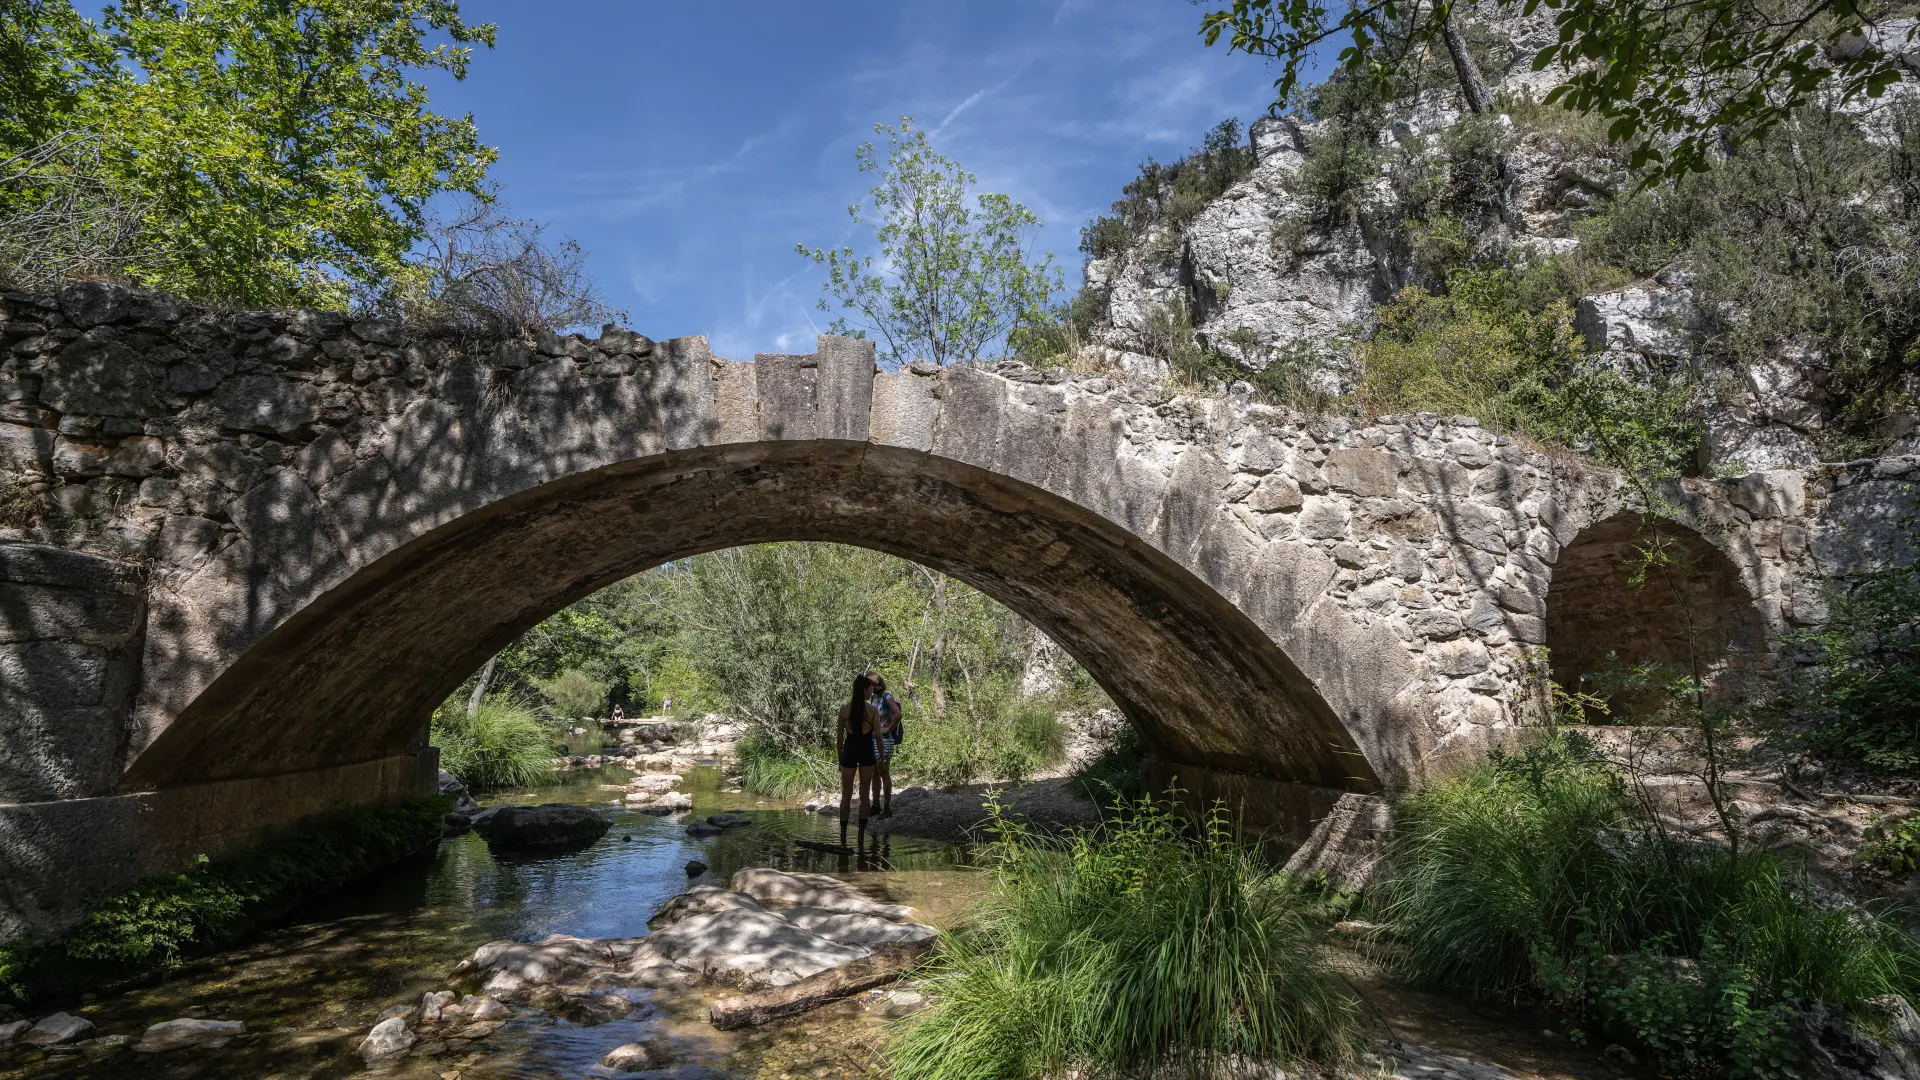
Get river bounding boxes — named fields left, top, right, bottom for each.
left=0, top=764, right=985, bottom=1079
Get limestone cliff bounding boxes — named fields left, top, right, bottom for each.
left=1080, top=11, right=1920, bottom=474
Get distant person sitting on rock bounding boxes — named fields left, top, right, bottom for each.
left=837, top=673, right=882, bottom=837
left=611, top=704, right=624, bottom=721
left=866, top=671, right=903, bottom=819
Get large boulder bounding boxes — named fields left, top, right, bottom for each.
left=450, top=934, right=640, bottom=1001
left=473, top=803, right=609, bottom=848
left=643, top=905, right=868, bottom=989
left=729, top=868, right=915, bottom=920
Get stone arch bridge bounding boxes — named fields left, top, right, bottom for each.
left=0, top=284, right=1897, bottom=939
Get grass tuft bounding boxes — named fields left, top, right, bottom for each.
left=1381, top=732, right=1920, bottom=1078
left=432, top=694, right=554, bottom=790
left=889, top=797, right=1358, bottom=1080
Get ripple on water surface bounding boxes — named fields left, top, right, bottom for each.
left=0, top=766, right=983, bottom=1080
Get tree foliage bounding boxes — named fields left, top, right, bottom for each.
left=800, top=118, right=1060, bottom=367
left=0, top=0, right=497, bottom=306
left=1199, top=0, right=1917, bottom=183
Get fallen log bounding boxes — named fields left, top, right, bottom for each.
left=708, top=940, right=933, bottom=1030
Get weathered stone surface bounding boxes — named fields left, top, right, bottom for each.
left=357, top=1017, right=413, bottom=1063
left=472, top=804, right=610, bottom=848
left=22, top=1012, right=93, bottom=1047
left=135, top=1018, right=244, bottom=1053
left=0, top=286, right=1880, bottom=949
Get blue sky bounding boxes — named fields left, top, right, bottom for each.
left=425, top=0, right=1288, bottom=360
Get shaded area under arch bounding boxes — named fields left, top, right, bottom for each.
left=1545, top=512, right=1771, bottom=719
left=123, top=440, right=1381, bottom=797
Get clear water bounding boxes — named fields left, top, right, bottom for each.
left=0, top=766, right=982, bottom=1080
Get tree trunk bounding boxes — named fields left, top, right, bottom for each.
left=1440, top=8, right=1494, bottom=115
left=466, top=655, right=497, bottom=719
left=928, top=574, right=949, bottom=718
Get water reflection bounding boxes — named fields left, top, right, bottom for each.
left=0, top=766, right=980, bottom=1080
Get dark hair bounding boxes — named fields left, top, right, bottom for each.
left=848, top=673, right=874, bottom=732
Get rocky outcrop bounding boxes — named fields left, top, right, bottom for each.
left=1079, top=15, right=1916, bottom=476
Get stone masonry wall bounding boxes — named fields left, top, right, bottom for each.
left=0, top=283, right=1906, bottom=808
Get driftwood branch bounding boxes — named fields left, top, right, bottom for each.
left=708, top=940, right=932, bottom=1031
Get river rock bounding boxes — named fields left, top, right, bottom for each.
left=643, top=904, right=868, bottom=989
left=685, top=820, right=724, bottom=838
left=450, top=935, right=641, bottom=1000
left=357, top=1017, right=414, bottom=1063
left=730, top=868, right=915, bottom=920
left=134, top=1018, right=244, bottom=1052
left=437, top=769, right=481, bottom=816
left=686, top=859, right=708, bottom=876
left=0, top=1019, right=31, bottom=1045
left=470, top=997, right=510, bottom=1021
left=22, top=1012, right=93, bottom=1046
left=473, top=803, right=610, bottom=847
left=419, top=990, right=455, bottom=1022
left=707, top=814, right=751, bottom=828
left=640, top=792, right=693, bottom=814
left=603, top=1040, right=659, bottom=1070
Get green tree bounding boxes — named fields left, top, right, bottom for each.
left=1199, top=0, right=1915, bottom=183
left=0, top=0, right=496, bottom=306
left=799, top=118, right=1060, bottom=368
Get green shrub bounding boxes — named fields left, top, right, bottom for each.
left=432, top=694, right=553, bottom=790
left=0, top=796, right=448, bottom=1007
left=1784, top=540, right=1920, bottom=772
left=890, top=799, right=1357, bottom=1080
left=1382, top=733, right=1920, bottom=1078
left=1859, top=813, right=1920, bottom=873
left=1071, top=723, right=1147, bottom=805
left=533, top=667, right=606, bottom=718
left=1080, top=119, right=1255, bottom=260
left=736, top=730, right=837, bottom=797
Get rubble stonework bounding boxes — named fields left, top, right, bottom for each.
left=0, top=283, right=1912, bottom=938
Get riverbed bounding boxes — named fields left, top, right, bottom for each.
left=0, top=765, right=984, bottom=1079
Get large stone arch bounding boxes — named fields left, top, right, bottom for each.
left=0, top=284, right=1845, bottom=937
left=122, top=439, right=1376, bottom=797
left=1544, top=511, right=1772, bottom=717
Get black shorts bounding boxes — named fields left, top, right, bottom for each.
left=838, top=732, right=878, bottom=768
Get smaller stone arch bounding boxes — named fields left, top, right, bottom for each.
left=1545, top=512, right=1771, bottom=719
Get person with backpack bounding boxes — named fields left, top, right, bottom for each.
left=866, top=671, right=903, bottom=819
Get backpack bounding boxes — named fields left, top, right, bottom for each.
left=883, top=692, right=904, bottom=742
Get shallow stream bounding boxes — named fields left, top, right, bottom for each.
left=0, top=765, right=984, bottom=1080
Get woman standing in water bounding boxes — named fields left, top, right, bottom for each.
left=836, top=672, right=881, bottom=838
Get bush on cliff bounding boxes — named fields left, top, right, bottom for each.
left=0, top=796, right=448, bottom=1007
left=1381, top=733, right=1920, bottom=1079
left=889, top=799, right=1357, bottom=1080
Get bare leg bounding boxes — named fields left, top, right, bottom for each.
left=880, top=756, right=893, bottom=816
left=839, top=766, right=855, bottom=834
left=857, top=765, right=872, bottom=827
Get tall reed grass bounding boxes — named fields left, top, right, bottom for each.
left=431, top=695, right=553, bottom=790
left=1381, top=734, right=1920, bottom=1078
left=890, top=799, right=1357, bottom=1080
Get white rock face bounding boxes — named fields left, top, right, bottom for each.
left=134, top=1018, right=244, bottom=1053
left=0, top=1019, right=31, bottom=1045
